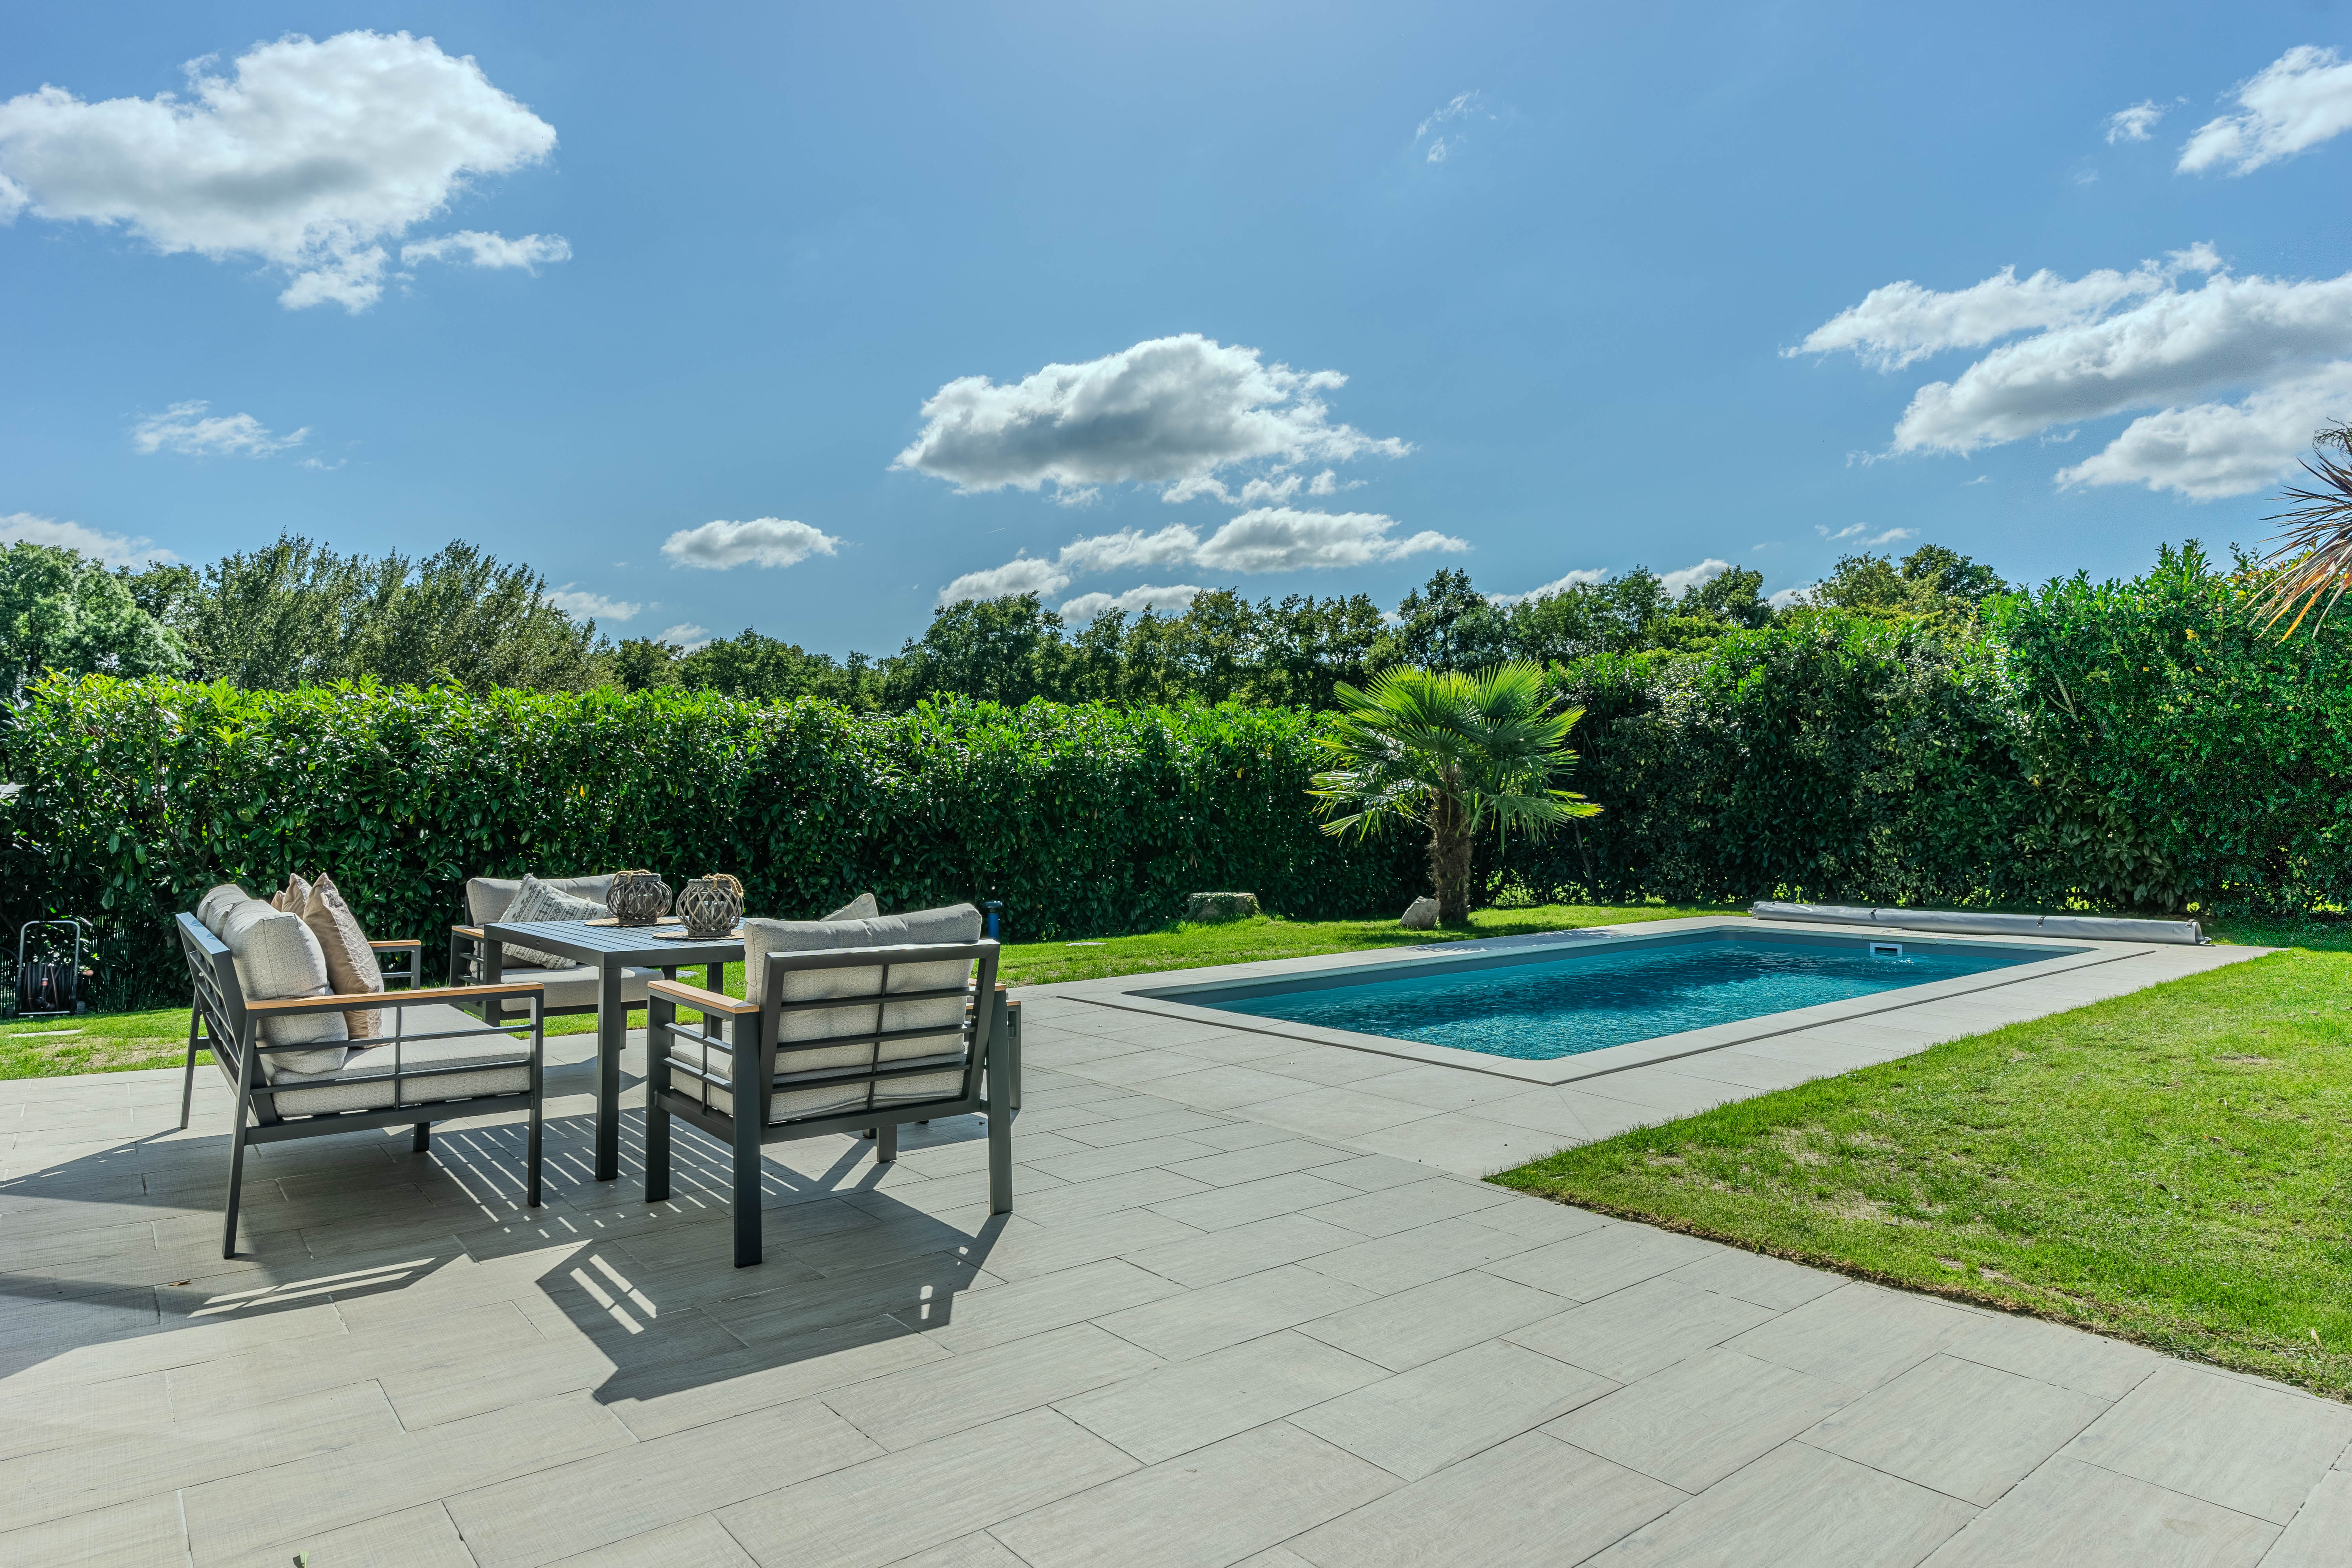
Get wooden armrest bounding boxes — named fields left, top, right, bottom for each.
left=244, top=981, right=545, bottom=1014
left=451, top=925, right=486, bottom=940
left=646, top=978, right=758, bottom=1016
left=369, top=939, right=423, bottom=951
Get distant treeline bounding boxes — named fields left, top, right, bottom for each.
left=0, top=530, right=2009, bottom=711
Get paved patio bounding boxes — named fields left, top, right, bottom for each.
left=2, top=921, right=2345, bottom=1567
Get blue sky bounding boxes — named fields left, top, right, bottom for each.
left=4, top=2, right=2348, bottom=654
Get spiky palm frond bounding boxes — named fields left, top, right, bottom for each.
left=2258, top=446, right=2352, bottom=636
left=1306, top=661, right=1599, bottom=842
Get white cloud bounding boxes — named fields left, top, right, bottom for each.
left=1816, top=523, right=1917, bottom=548
left=938, top=557, right=1070, bottom=607
left=655, top=622, right=710, bottom=651
left=400, top=229, right=571, bottom=271
left=1193, top=508, right=1465, bottom=574
left=939, top=509, right=1467, bottom=605
left=0, top=512, right=176, bottom=566
left=2181, top=46, right=2352, bottom=175
left=1891, top=267, right=2352, bottom=455
left=1415, top=90, right=1490, bottom=163
left=1488, top=567, right=1605, bottom=607
left=661, top=517, right=841, bottom=571
left=1055, top=525, right=1200, bottom=574
left=2055, top=362, right=2352, bottom=500
left=2106, top=100, right=2167, bottom=143
left=1792, top=247, right=2219, bottom=371
left=131, top=400, right=306, bottom=457
left=1059, top=584, right=1204, bottom=622
left=1768, top=584, right=1817, bottom=611
left=542, top=585, right=639, bottom=623
left=893, top=334, right=1408, bottom=502
left=0, top=31, right=558, bottom=311
left=1809, top=247, right=2352, bottom=497
left=1660, top=559, right=1732, bottom=597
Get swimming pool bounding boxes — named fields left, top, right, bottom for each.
left=1152, top=932, right=2058, bottom=1062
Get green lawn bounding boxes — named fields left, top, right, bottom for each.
left=1497, top=947, right=2352, bottom=1400
left=0, top=902, right=1732, bottom=1080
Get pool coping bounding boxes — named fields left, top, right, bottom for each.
left=1045, top=915, right=2180, bottom=1087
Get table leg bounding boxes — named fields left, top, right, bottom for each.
left=706, top=960, right=725, bottom=996
left=595, top=959, right=623, bottom=1181
left=644, top=983, right=673, bottom=1204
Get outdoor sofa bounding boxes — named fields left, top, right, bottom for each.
left=643, top=903, right=1014, bottom=1266
left=447, top=873, right=664, bottom=1025
left=177, top=888, right=550, bottom=1259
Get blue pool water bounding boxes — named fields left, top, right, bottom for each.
left=1189, top=938, right=2036, bottom=1060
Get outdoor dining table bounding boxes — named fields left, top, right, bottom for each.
left=479, top=917, right=744, bottom=1181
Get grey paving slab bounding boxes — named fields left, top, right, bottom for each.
left=449, top=1396, right=877, bottom=1566
left=1459, top=1192, right=1613, bottom=1242
left=1660, top=1246, right=1846, bottom=1311
left=1055, top=1328, right=1387, bottom=1463
left=1145, top=1064, right=1343, bottom=1112
left=547, top=1513, right=761, bottom=1568
left=1920, top=1454, right=2276, bottom=1568
left=911, top=1257, right=1182, bottom=1355
left=0, top=1492, right=189, bottom=1568
left=1290, top=1431, right=1686, bottom=1568
left=1301, top=1214, right=1543, bottom=1294
left=1804, top=1352, right=2110, bottom=1506
left=1093, top=1262, right=1378, bottom=1362
left=1300, top=1267, right=1569, bottom=1372
left=1719, top=1280, right=1982, bottom=1389
left=1300, top=1174, right=1516, bottom=1238
left=890, top=1533, right=1030, bottom=1568
left=1291, top=1339, right=1617, bottom=1480
left=2262, top=1469, right=2352, bottom=1568
left=1231, top=1085, right=1436, bottom=1141
left=2063, top=1361, right=2352, bottom=1525
left=1123, top=1210, right=1364, bottom=1288
left=1345, top=1110, right=1578, bottom=1176
left=1506, top=1277, right=1780, bottom=1383
left=1144, top=1169, right=1364, bottom=1231
left=1161, top=1137, right=1361, bottom=1188
left=990, top=1420, right=1399, bottom=1568
left=1482, top=1220, right=1717, bottom=1302
left=1586, top=1439, right=1977, bottom=1568
left=263, top=1500, right=478, bottom=1568
left=1547, top=1346, right=1858, bottom=1493
left=715, top=1407, right=1137, bottom=1568
left=821, top=1321, right=1160, bottom=1451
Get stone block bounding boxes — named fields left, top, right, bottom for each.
left=1184, top=892, right=1262, bottom=923
left=1401, top=897, right=1439, bottom=930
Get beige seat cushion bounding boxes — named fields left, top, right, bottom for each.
left=484, top=965, right=662, bottom=1017
left=215, top=897, right=349, bottom=1078
left=466, top=872, right=616, bottom=927
left=301, top=874, right=384, bottom=1038
left=685, top=904, right=982, bottom=1126
left=270, top=1002, right=528, bottom=1115
left=198, top=884, right=250, bottom=935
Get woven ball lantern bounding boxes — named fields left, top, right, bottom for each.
left=605, top=869, right=673, bottom=926
left=676, top=873, right=745, bottom=939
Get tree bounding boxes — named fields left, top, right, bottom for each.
left=0, top=542, right=187, bottom=701
left=1374, top=569, right=1515, bottom=673
left=1308, top=661, right=1600, bottom=922
left=2256, top=424, right=2352, bottom=633
left=1807, top=544, right=2008, bottom=628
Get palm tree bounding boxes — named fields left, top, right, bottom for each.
left=2258, top=425, right=2352, bottom=633
left=1308, top=661, right=1600, bottom=924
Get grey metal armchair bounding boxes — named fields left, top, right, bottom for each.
left=644, top=939, right=1011, bottom=1267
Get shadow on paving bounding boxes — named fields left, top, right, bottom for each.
left=0, top=1090, right=1005, bottom=1410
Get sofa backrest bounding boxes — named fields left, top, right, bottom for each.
left=466, top=873, right=616, bottom=927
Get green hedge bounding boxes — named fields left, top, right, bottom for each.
left=10, top=544, right=2352, bottom=1006
left=0, top=682, right=1422, bottom=1002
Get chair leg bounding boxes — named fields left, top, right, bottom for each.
left=221, top=1130, right=248, bottom=1259
left=732, top=1114, right=763, bottom=1268
left=179, top=1005, right=201, bottom=1131
left=644, top=992, right=673, bottom=1204
left=527, top=1012, right=545, bottom=1209
left=412, top=1123, right=430, bottom=1153
left=987, top=1104, right=1013, bottom=1214
left=875, top=1123, right=897, bottom=1163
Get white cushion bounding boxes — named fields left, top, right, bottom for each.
left=821, top=893, right=879, bottom=921
left=270, top=1003, right=528, bottom=1115
left=496, top=875, right=609, bottom=968
left=198, top=884, right=250, bottom=935
left=466, top=872, right=615, bottom=926
left=216, top=897, right=349, bottom=1077
left=688, top=904, right=982, bottom=1126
